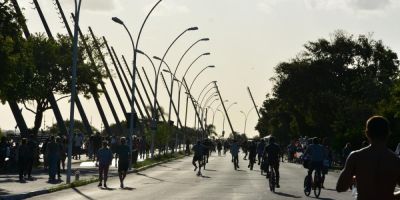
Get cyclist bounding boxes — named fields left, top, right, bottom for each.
left=248, top=141, right=257, bottom=170
left=337, top=116, right=400, bottom=200
left=263, top=136, right=281, bottom=188
left=304, top=137, right=326, bottom=189
left=257, top=139, right=265, bottom=165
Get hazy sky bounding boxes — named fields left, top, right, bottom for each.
left=1, top=0, right=400, bottom=138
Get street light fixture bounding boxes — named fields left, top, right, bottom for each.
left=150, top=26, right=198, bottom=157
left=67, top=0, right=83, bottom=184
left=112, top=0, right=163, bottom=162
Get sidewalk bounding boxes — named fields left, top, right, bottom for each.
left=0, top=155, right=147, bottom=200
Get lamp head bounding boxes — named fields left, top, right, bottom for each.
left=201, top=38, right=210, bottom=41
left=153, top=56, right=161, bottom=60
left=188, top=27, right=199, bottom=31
left=207, top=65, right=215, bottom=68
left=112, top=17, right=124, bottom=25
left=162, top=69, right=170, bottom=73
left=203, top=52, right=211, bottom=56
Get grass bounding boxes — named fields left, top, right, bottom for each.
left=49, top=177, right=99, bottom=192
left=49, top=151, right=186, bottom=192
left=134, top=151, right=185, bottom=169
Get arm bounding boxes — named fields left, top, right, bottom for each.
left=336, top=152, right=356, bottom=192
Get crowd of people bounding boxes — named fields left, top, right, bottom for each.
left=2, top=115, right=400, bottom=198
left=0, top=131, right=148, bottom=185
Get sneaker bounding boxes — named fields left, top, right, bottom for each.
left=98, top=182, right=102, bottom=187
left=103, top=183, right=107, bottom=188
left=194, top=166, right=197, bottom=171
left=276, top=184, right=280, bottom=188
left=120, top=183, right=124, bottom=188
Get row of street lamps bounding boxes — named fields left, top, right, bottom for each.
left=68, top=0, right=257, bottom=184
left=110, top=0, right=219, bottom=157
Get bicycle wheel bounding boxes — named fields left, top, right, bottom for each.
left=314, top=173, right=321, bottom=198
left=304, top=176, right=311, bottom=196
left=269, top=167, right=275, bottom=192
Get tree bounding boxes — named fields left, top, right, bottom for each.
left=47, top=120, right=98, bottom=136
left=256, top=31, right=400, bottom=150
left=0, top=31, right=106, bottom=135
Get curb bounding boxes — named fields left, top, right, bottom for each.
left=0, top=155, right=186, bottom=200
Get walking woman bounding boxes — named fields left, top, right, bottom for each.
left=97, top=140, right=113, bottom=188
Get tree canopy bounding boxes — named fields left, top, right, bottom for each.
left=0, top=1, right=106, bottom=135
left=256, top=31, right=400, bottom=150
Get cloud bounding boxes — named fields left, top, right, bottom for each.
left=143, top=1, right=190, bottom=17
left=349, top=0, right=391, bottom=10
left=303, top=0, right=395, bottom=11
left=64, top=0, right=119, bottom=12
left=257, top=0, right=280, bottom=13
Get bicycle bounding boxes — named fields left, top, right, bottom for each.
left=269, top=164, right=276, bottom=192
left=304, top=170, right=322, bottom=198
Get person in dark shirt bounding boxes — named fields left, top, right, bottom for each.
left=0, top=137, right=8, bottom=171
left=248, top=141, right=257, bottom=170
left=46, top=136, right=60, bottom=183
left=26, top=134, right=37, bottom=180
left=263, top=136, right=281, bottom=188
left=217, top=140, right=222, bottom=156
left=116, top=137, right=130, bottom=188
left=192, top=141, right=203, bottom=176
left=97, top=140, right=113, bottom=188
left=17, top=138, right=30, bottom=182
left=257, top=139, right=265, bottom=165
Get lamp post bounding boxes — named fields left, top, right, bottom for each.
left=67, top=0, right=83, bottom=184
left=168, top=38, right=209, bottom=129
left=150, top=27, right=198, bottom=157
left=179, top=52, right=210, bottom=124
left=240, top=107, right=256, bottom=136
left=212, top=101, right=227, bottom=125
left=184, top=66, right=215, bottom=131
left=240, top=111, right=246, bottom=135
left=112, top=0, right=163, bottom=164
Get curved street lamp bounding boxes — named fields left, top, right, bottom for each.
left=189, top=65, right=215, bottom=90
left=240, top=107, right=256, bottom=135
left=112, top=0, right=162, bottom=161
left=150, top=27, right=198, bottom=156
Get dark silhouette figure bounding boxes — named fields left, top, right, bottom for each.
left=337, top=116, right=400, bottom=200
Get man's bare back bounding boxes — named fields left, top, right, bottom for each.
left=337, top=145, right=400, bottom=200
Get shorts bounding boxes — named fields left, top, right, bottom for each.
left=193, top=155, right=202, bottom=161
left=118, top=161, right=129, bottom=172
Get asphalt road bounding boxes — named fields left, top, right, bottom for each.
left=28, top=153, right=354, bottom=200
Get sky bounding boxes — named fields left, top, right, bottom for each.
left=1, top=0, right=400, bottom=138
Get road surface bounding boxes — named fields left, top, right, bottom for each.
left=29, top=153, right=354, bottom=200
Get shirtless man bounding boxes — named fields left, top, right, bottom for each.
left=336, top=116, right=400, bottom=200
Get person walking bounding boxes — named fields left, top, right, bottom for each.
left=97, top=140, right=113, bottom=188
left=116, top=137, right=130, bottom=188
left=248, top=141, right=257, bottom=170
left=46, top=136, right=60, bottom=183
left=26, top=134, right=37, bottom=180
left=17, top=138, right=29, bottom=182
left=192, top=141, right=204, bottom=176
left=257, top=139, right=265, bottom=165
left=230, top=140, right=240, bottom=170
